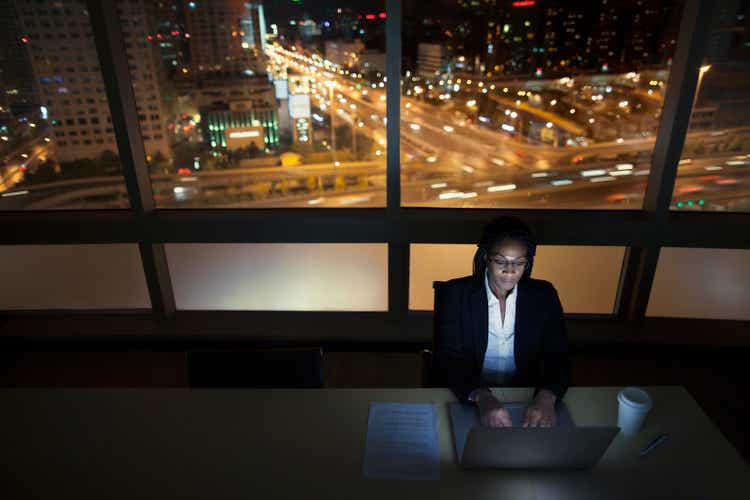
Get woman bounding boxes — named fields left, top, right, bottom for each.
left=433, top=216, right=569, bottom=428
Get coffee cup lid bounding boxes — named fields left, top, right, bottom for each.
left=618, top=387, right=653, bottom=410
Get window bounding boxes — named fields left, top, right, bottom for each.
left=0, top=0, right=745, bottom=333
left=672, top=2, right=750, bottom=212
left=647, top=248, right=750, bottom=320
left=0, top=245, right=150, bottom=310
left=401, top=0, right=684, bottom=209
left=118, top=0, right=387, bottom=208
left=0, top=1, right=128, bottom=211
left=166, top=244, right=388, bottom=311
left=409, top=244, right=625, bottom=314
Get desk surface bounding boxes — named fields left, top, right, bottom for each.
left=1, top=387, right=746, bottom=499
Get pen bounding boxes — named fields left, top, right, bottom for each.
left=639, top=433, right=669, bottom=457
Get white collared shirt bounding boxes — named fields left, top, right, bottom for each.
left=481, top=272, right=518, bottom=385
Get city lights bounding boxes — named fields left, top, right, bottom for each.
left=580, top=169, right=607, bottom=177
left=551, top=179, right=573, bottom=187
left=0, top=0, right=745, bottom=213
left=487, top=184, right=517, bottom=192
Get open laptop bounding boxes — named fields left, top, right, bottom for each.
left=449, top=402, right=619, bottom=469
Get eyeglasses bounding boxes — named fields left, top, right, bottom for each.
left=490, top=258, right=528, bottom=270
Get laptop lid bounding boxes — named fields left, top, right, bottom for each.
left=449, top=403, right=618, bottom=469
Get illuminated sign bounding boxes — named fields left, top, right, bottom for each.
left=512, top=0, right=536, bottom=6
left=224, top=126, right=265, bottom=150
left=274, top=79, right=288, bottom=99
left=294, top=118, right=311, bottom=144
left=228, top=130, right=261, bottom=139
left=289, top=94, right=311, bottom=119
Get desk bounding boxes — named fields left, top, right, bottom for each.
left=1, top=387, right=746, bottom=499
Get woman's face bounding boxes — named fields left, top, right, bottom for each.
left=486, top=238, right=528, bottom=293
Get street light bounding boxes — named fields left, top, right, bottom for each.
left=692, top=64, right=711, bottom=114
left=326, top=80, right=336, bottom=164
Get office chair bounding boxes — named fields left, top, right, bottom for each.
left=186, top=347, right=324, bottom=388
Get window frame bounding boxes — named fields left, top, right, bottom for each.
left=1, top=0, right=748, bottom=338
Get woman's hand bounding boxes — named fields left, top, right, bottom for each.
left=522, top=389, right=557, bottom=428
left=476, top=391, right=513, bottom=428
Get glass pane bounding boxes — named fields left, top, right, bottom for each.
left=647, top=247, right=750, bottom=320
left=402, top=1, right=684, bottom=208
left=117, top=0, right=386, bottom=208
left=0, top=0, right=129, bottom=209
left=409, top=244, right=625, bottom=313
left=0, top=244, right=150, bottom=310
left=672, top=3, right=750, bottom=212
left=166, top=243, right=388, bottom=311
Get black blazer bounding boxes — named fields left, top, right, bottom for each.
left=432, top=275, right=570, bottom=404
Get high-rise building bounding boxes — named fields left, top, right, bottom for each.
left=540, top=2, right=589, bottom=75
left=453, top=0, right=501, bottom=74
left=16, top=0, right=169, bottom=162
left=703, top=0, right=746, bottom=64
left=689, top=0, right=750, bottom=130
left=357, top=11, right=386, bottom=53
left=143, top=1, right=191, bottom=82
left=184, top=0, right=266, bottom=77
left=417, top=43, right=446, bottom=79
left=241, top=3, right=267, bottom=57
left=0, top=0, right=38, bottom=113
left=493, top=0, right=680, bottom=77
left=320, top=6, right=358, bottom=42
left=583, top=0, right=622, bottom=72
left=495, top=0, right=544, bottom=75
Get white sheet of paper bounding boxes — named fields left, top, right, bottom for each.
left=362, top=402, right=440, bottom=480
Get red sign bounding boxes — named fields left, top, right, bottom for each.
left=512, top=0, right=536, bottom=6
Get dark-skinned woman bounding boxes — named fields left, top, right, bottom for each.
left=433, top=216, right=570, bottom=427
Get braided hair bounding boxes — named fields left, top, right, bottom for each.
left=472, top=216, right=537, bottom=279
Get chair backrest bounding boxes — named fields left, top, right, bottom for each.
left=432, top=281, right=447, bottom=352
left=187, top=347, right=324, bottom=389
left=422, top=281, right=447, bottom=387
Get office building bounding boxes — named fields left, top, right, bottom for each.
left=184, top=0, right=266, bottom=77
left=0, top=0, right=38, bottom=112
left=195, top=76, right=278, bottom=149
left=143, top=1, right=191, bottom=82
left=417, top=43, right=446, bottom=79
left=15, top=0, right=169, bottom=162
left=241, top=2, right=268, bottom=57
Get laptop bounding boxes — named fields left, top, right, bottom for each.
left=449, top=402, right=619, bottom=469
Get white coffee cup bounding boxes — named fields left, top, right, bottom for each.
left=617, top=387, right=652, bottom=435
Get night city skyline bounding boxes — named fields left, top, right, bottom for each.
left=0, top=0, right=748, bottom=211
